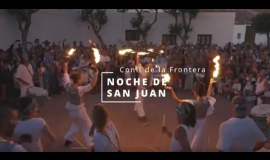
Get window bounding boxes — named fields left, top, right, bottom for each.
left=162, top=34, right=177, bottom=45
left=197, top=35, right=212, bottom=45
left=125, top=30, right=140, bottom=41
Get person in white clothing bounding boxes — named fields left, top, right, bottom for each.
left=13, top=97, right=56, bottom=152
left=63, top=58, right=99, bottom=148
left=16, top=53, right=34, bottom=97
left=90, top=104, right=120, bottom=152
left=255, top=69, right=269, bottom=105
left=216, top=96, right=267, bottom=152
left=134, top=54, right=150, bottom=126
left=167, top=78, right=216, bottom=152
left=162, top=101, right=196, bottom=152
left=0, top=105, right=26, bottom=152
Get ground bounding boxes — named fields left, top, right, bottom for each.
left=39, top=91, right=232, bottom=152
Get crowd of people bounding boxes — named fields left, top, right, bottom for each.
left=1, top=38, right=270, bottom=152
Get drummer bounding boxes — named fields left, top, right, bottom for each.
left=216, top=96, right=267, bottom=152
left=16, top=53, right=34, bottom=97
left=62, top=59, right=99, bottom=148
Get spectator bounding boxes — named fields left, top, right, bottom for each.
left=91, top=104, right=120, bottom=152
left=16, top=53, right=34, bottom=98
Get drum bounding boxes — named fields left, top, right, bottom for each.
left=251, top=104, right=270, bottom=139
left=27, top=87, right=48, bottom=107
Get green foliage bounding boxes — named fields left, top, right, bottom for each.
left=121, top=9, right=158, bottom=42
left=7, top=9, right=39, bottom=22
left=164, top=9, right=199, bottom=43
left=7, top=9, right=39, bottom=31
left=251, top=13, right=270, bottom=34
left=80, top=9, right=108, bottom=32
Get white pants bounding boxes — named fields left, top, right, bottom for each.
left=134, top=90, right=145, bottom=117
left=65, top=108, right=93, bottom=147
left=190, top=118, right=206, bottom=152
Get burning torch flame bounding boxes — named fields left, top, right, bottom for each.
left=147, top=49, right=154, bottom=52
left=162, top=74, right=171, bottom=84
left=68, top=48, right=76, bottom=56
left=92, top=48, right=100, bottom=63
left=137, top=52, right=149, bottom=56
left=119, top=49, right=133, bottom=55
left=152, top=58, right=154, bottom=63
left=213, top=55, right=220, bottom=78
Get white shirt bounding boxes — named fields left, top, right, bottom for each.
left=100, top=55, right=110, bottom=63
left=16, top=64, right=34, bottom=97
left=216, top=117, right=266, bottom=152
left=14, top=118, right=46, bottom=152
left=93, top=121, right=120, bottom=152
left=170, top=124, right=191, bottom=152
left=143, top=57, right=151, bottom=64
left=79, top=59, right=90, bottom=68
left=232, top=83, right=241, bottom=91
left=11, top=145, right=27, bottom=152
left=62, top=73, right=93, bottom=116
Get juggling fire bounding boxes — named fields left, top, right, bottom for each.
left=162, top=73, right=171, bottom=85
left=92, top=48, right=100, bottom=63
left=137, top=52, right=149, bottom=56
left=213, top=55, right=220, bottom=78
left=119, top=49, right=133, bottom=55
left=68, top=48, right=76, bottom=56
left=147, top=48, right=154, bottom=52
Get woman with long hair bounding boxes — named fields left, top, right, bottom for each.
left=13, top=97, right=56, bottom=152
left=162, top=102, right=196, bottom=152
left=166, top=78, right=216, bottom=152
left=62, top=58, right=99, bottom=148
left=90, top=104, right=120, bottom=152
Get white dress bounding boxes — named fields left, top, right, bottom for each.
left=170, top=124, right=192, bottom=152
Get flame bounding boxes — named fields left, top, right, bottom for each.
left=137, top=52, right=149, bottom=56
left=152, top=58, right=154, bottom=62
left=119, top=49, right=133, bottom=55
left=68, top=48, right=76, bottom=55
left=147, top=48, right=154, bottom=52
left=92, top=48, right=100, bottom=63
left=160, top=50, right=164, bottom=53
left=213, top=55, right=220, bottom=78
left=162, top=74, right=170, bottom=83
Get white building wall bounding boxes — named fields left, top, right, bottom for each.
left=233, top=24, right=268, bottom=45
left=0, top=9, right=235, bottom=49
left=233, top=25, right=246, bottom=44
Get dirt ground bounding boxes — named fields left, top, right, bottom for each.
left=39, top=91, right=233, bottom=152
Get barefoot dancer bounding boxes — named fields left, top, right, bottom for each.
left=63, top=59, right=99, bottom=147
left=134, top=54, right=150, bottom=126
left=167, top=78, right=216, bottom=152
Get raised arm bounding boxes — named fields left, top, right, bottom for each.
left=167, top=87, right=182, bottom=103
left=62, top=62, right=71, bottom=88
left=207, top=78, right=216, bottom=96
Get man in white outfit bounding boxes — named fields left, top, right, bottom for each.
left=217, top=96, right=267, bottom=152
left=134, top=54, right=150, bottom=126
left=16, top=53, right=34, bottom=97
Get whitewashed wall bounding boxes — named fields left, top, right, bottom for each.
left=0, top=9, right=235, bottom=49
left=233, top=24, right=269, bottom=45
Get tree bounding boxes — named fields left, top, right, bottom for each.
left=121, top=9, right=158, bottom=44
left=7, top=9, right=39, bottom=49
left=251, top=13, right=270, bottom=47
left=80, top=9, right=108, bottom=48
left=164, top=9, right=200, bottom=45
